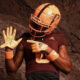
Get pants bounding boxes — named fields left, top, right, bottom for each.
left=26, top=71, right=59, bottom=80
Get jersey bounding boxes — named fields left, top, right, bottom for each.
left=21, top=32, right=67, bottom=75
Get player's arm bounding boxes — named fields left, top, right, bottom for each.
left=45, top=45, right=71, bottom=73
left=0, top=26, right=23, bottom=75
left=5, top=43, right=24, bottom=75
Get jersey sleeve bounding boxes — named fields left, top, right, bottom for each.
left=58, top=34, right=68, bottom=46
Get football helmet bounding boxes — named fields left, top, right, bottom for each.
left=29, top=3, right=61, bottom=37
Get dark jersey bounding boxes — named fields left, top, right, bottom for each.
left=21, top=32, right=67, bottom=75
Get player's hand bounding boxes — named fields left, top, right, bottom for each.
left=27, top=40, right=48, bottom=52
left=0, top=26, right=22, bottom=49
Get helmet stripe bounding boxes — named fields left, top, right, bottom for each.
left=50, top=14, right=57, bottom=25
left=37, top=3, right=52, bottom=18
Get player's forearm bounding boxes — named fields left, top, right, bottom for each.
left=46, top=47, right=71, bottom=73
left=53, top=56, right=71, bottom=72
left=5, top=59, right=17, bottom=72
left=5, top=48, right=17, bottom=72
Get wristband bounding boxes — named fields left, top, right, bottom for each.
left=48, top=50, right=59, bottom=61
left=5, top=51, right=13, bottom=59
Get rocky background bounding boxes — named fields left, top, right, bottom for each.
left=0, top=0, right=80, bottom=80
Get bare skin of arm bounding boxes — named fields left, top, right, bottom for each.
left=46, top=45, right=71, bottom=73
left=5, top=43, right=24, bottom=75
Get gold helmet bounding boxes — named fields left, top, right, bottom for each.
left=29, top=3, right=61, bottom=37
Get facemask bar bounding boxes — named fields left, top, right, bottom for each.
left=29, top=26, right=46, bottom=38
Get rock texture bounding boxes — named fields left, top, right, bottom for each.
left=0, top=0, right=80, bottom=80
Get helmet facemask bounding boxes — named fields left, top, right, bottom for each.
left=29, top=14, right=50, bottom=38
left=29, top=14, right=60, bottom=38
